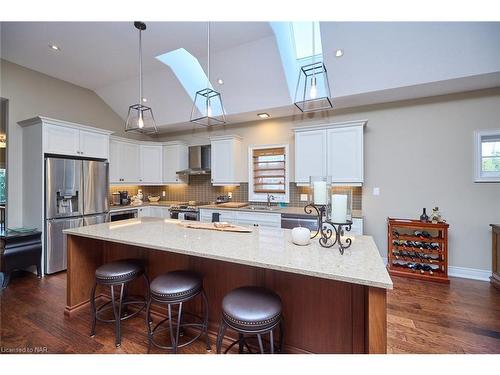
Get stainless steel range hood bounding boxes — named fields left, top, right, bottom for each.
left=176, top=145, right=211, bottom=175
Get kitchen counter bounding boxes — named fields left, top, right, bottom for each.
left=65, top=217, right=390, bottom=289
left=199, top=204, right=363, bottom=218
left=64, top=217, right=390, bottom=353
left=109, top=201, right=181, bottom=211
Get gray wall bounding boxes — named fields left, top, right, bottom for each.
left=0, top=59, right=146, bottom=227
left=158, top=88, right=500, bottom=271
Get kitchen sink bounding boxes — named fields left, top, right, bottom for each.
left=247, top=205, right=281, bottom=211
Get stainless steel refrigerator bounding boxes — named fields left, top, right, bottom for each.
left=45, top=157, right=109, bottom=274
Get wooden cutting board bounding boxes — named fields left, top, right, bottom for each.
left=178, top=222, right=253, bottom=233
left=218, top=202, right=249, bottom=208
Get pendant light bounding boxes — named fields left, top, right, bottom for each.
left=294, top=22, right=333, bottom=113
left=125, top=21, right=158, bottom=134
left=190, top=22, right=226, bottom=126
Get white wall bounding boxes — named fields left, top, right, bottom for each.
left=0, top=59, right=146, bottom=227
left=158, top=88, right=500, bottom=271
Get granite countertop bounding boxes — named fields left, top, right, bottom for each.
left=199, top=204, right=363, bottom=219
left=109, top=201, right=181, bottom=211
left=64, top=217, right=391, bottom=289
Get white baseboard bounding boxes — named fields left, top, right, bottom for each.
left=448, top=266, right=491, bottom=282
left=382, top=256, right=491, bottom=282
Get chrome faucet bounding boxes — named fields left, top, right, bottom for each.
left=266, top=193, right=276, bottom=207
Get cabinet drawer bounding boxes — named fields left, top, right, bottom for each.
left=236, top=211, right=281, bottom=228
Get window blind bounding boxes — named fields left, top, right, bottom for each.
left=252, top=147, right=286, bottom=194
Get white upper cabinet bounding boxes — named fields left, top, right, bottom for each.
left=294, top=120, right=366, bottom=185
left=326, top=125, right=364, bottom=183
left=43, top=123, right=80, bottom=156
left=140, top=144, right=163, bottom=184
left=295, top=129, right=327, bottom=184
left=163, top=142, right=188, bottom=184
left=40, top=118, right=112, bottom=158
left=109, top=138, right=140, bottom=183
left=79, top=130, right=109, bottom=159
left=210, top=135, right=242, bottom=186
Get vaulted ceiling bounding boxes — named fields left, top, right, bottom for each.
left=2, top=22, right=500, bottom=134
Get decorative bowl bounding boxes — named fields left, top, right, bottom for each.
left=148, top=196, right=161, bottom=202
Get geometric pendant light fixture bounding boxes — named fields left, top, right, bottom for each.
left=190, top=22, right=227, bottom=126
left=294, top=22, right=333, bottom=113
left=125, top=21, right=158, bottom=134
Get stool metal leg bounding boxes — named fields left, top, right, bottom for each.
left=110, top=283, right=125, bottom=348
left=201, top=289, right=211, bottom=351
left=174, top=302, right=183, bottom=353
left=238, top=334, right=244, bottom=353
left=269, top=330, right=274, bottom=354
left=89, top=282, right=97, bottom=337
left=167, top=304, right=176, bottom=353
left=145, top=297, right=152, bottom=354
left=216, top=320, right=227, bottom=354
left=257, top=334, right=265, bottom=354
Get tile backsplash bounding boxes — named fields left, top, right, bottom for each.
left=110, top=175, right=362, bottom=210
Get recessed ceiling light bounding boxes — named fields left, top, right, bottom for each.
left=217, top=78, right=224, bottom=85
left=142, top=97, right=148, bottom=103
left=335, top=49, right=344, bottom=57
left=49, top=44, right=61, bottom=51
left=257, top=113, right=270, bottom=119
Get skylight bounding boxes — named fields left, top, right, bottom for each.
left=155, top=48, right=211, bottom=101
left=290, top=22, right=322, bottom=60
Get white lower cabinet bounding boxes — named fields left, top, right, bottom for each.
left=138, top=207, right=151, bottom=217
left=349, top=218, right=363, bottom=235
left=149, top=206, right=170, bottom=218
left=236, top=211, right=281, bottom=228
left=199, top=209, right=237, bottom=224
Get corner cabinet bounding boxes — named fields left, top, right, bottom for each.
left=109, top=138, right=141, bottom=183
left=140, top=144, right=163, bottom=184
left=210, top=135, right=242, bottom=186
left=294, top=120, right=366, bottom=185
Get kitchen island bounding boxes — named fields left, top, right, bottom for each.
left=64, top=217, right=392, bottom=353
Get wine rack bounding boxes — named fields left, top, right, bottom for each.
left=387, top=218, right=449, bottom=283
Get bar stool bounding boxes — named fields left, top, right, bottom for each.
left=146, top=270, right=210, bottom=353
left=216, top=286, right=284, bottom=354
left=90, top=258, right=149, bottom=348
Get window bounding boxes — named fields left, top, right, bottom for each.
left=475, top=129, right=500, bottom=182
left=248, top=144, right=289, bottom=203
left=290, top=22, right=323, bottom=61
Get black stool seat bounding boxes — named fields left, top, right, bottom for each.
left=150, top=270, right=202, bottom=302
left=95, top=259, right=144, bottom=284
left=222, top=286, right=282, bottom=332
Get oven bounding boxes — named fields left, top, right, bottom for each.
left=109, top=209, right=138, bottom=222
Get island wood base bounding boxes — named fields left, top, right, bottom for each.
left=66, top=234, right=387, bottom=353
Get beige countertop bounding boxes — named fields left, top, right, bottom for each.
left=199, top=204, right=363, bottom=219
left=64, top=217, right=391, bottom=289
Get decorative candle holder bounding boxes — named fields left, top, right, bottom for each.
left=304, top=202, right=353, bottom=255
left=309, top=176, right=332, bottom=207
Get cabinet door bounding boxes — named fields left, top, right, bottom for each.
left=119, top=142, right=141, bottom=183
left=140, top=145, right=163, bottom=184
left=295, top=130, right=327, bottom=184
left=327, top=126, right=363, bottom=183
left=163, top=144, right=188, bottom=184
left=43, top=123, right=79, bottom=156
left=109, top=140, right=121, bottom=183
left=236, top=212, right=281, bottom=228
left=211, top=139, right=234, bottom=184
left=79, top=130, right=109, bottom=159
left=138, top=207, right=150, bottom=217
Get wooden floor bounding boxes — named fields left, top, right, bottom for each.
left=1, top=271, right=499, bottom=354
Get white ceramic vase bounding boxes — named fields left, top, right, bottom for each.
left=291, top=227, right=311, bottom=246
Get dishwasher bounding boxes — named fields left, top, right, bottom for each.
left=280, top=213, right=319, bottom=230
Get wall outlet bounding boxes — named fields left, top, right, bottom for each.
left=228, top=192, right=233, bottom=199
left=373, top=187, right=380, bottom=196
left=162, top=191, right=166, bottom=197
left=300, top=194, right=308, bottom=202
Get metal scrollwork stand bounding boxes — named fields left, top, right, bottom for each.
left=304, top=203, right=353, bottom=255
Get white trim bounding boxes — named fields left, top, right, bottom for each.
left=448, top=266, right=492, bottom=281
left=382, top=257, right=491, bottom=282
left=474, top=128, right=500, bottom=183
left=19, top=116, right=114, bottom=135
left=248, top=143, right=290, bottom=203
left=293, top=119, right=367, bottom=133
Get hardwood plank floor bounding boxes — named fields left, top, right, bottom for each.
left=1, top=271, right=499, bottom=354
